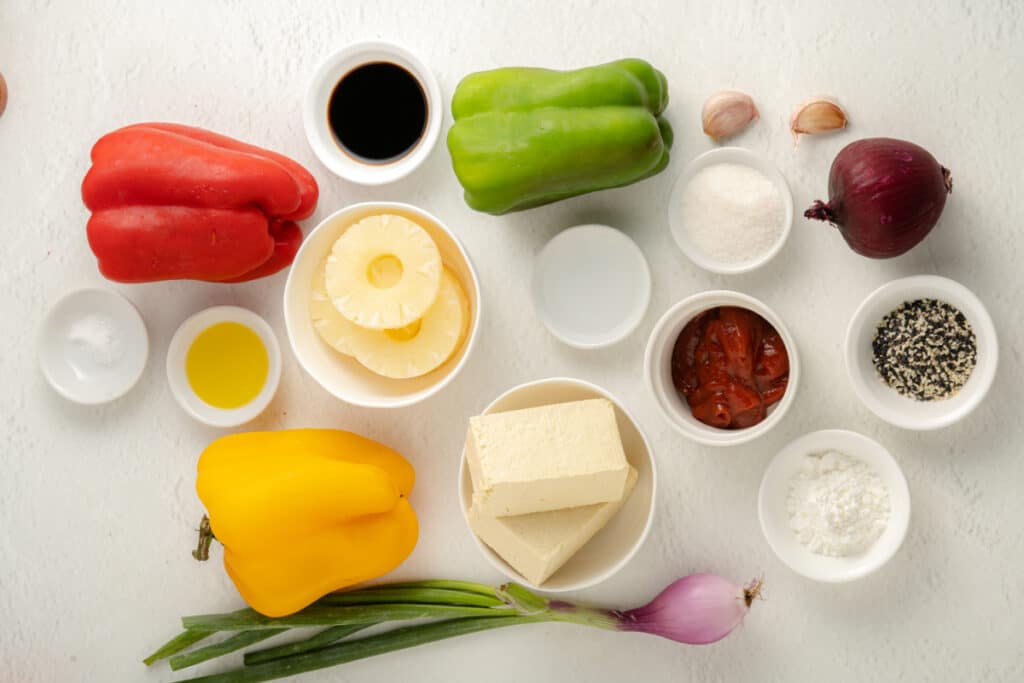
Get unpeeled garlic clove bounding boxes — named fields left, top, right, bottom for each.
left=702, top=90, right=759, bottom=141
left=790, top=97, right=847, bottom=141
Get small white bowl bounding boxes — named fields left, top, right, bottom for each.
left=458, top=377, right=657, bottom=592
left=644, top=290, right=800, bottom=446
left=38, top=288, right=148, bottom=405
left=668, top=147, right=793, bottom=274
left=758, top=429, right=911, bottom=582
left=845, top=275, right=997, bottom=431
left=284, top=202, right=481, bottom=409
left=167, top=306, right=282, bottom=428
left=532, top=224, right=651, bottom=349
left=304, top=41, right=442, bottom=185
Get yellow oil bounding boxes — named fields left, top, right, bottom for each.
left=185, top=322, right=268, bottom=409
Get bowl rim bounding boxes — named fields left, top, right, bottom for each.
left=457, top=376, right=658, bottom=592
left=757, top=428, right=911, bottom=583
left=303, top=40, right=443, bottom=186
left=531, top=224, right=652, bottom=350
left=667, top=146, right=794, bottom=275
left=844, top=274, right=998, bottom=430
left=38, top=287, right=149, bottom=405
left=643, top=289, right=800, bottom=446
left=283, top=201, right=482, bottom=409
left=166, top=305, right=282, bottom=427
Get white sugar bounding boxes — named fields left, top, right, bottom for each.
left=678, top=162, right=785, bottom=264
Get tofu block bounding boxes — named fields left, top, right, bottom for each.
left=465, top=398, right=630, bottom=516
left=469, top=467, right=638, bottom=586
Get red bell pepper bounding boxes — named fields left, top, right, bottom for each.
left=82, top=123, right=318, bottom=283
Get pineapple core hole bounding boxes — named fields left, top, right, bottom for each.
left=384, top=320, right=422, bottom=342
left=367, top=255, right=403, bottom=289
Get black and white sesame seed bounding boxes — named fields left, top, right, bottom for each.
left=871, top=298, right=977, bottom=401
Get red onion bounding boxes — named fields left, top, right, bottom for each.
left=805, top=137, right=952, bottom=258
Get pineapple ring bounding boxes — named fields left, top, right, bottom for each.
left=309, top=259, right=359, bottom=356
left=347, top=269, right=470, bottom=380
left=325, top=214, right=442, bottom=330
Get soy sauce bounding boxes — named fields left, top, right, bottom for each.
left=327, top=62, right=427, bottom=163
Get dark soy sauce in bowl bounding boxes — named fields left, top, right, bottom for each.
left=327, top=62, right=428, bottom=164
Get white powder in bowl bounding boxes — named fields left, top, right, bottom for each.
left=786, top=449, right=890, bottom=557
left=68, top=314, right=124, bottom=367
left=678, top=162, right=785, bottom=264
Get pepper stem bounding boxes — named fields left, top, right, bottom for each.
left=803, top=200, right=837, bottom=225
left=192, top=515, right=215, bottom=562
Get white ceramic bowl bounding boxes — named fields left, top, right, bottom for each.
left=458, top=378, right=657, bottom=592
left=845, top=275, right=997, bottom=430
left=668, top=147, right=793, bottom=274
left=531, top=224, right=651, bottom=349
left=758, top=429, right=911, bottom=582
left=284, top=202, right=480, bottom=409
left=167, top=306, right=282, bottom=428
left=644, top=290, right=800, bottom=446
left=304, top=41, right=442, bottom=185
left=38, top=288, right=148, bottom=405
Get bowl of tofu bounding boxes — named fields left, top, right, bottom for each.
left=458, top=377, right=657, bottom=592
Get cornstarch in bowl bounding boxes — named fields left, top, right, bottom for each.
left=786, top=449, right=890, bottom=557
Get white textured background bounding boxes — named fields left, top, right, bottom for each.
left=2, top=1, right=1022, bottom=681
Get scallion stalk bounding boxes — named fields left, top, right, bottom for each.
left=143, top=628, right=214, bottom=665
left=180, top=616, right=543, bottom=683
left=242, top=624, right=373, bottom=665
left=182, top=604, right=515, bottom=632
left=317, top=587, right=502, bottom=608
left=169, top=629, right=287, bottom=671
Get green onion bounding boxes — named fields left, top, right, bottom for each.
left=365, top=579, right=500, bottom=598
left=143, top=629, right=214, bottom=665
left=169, top=629, right=287, bottom=671
left=147, top=574, right=762, bottom=682
left=182, top=604, right=513, bottom=632
left=317, top=587, right=502, bottom=608
left=179, top=616, right=542, bottom=683
left=243, top=624, right=372, bottom=665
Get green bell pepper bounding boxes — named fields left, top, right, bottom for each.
left=447, top=59, right=673, bottom=215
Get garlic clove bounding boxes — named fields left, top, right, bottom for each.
left=702, top=90, right=759, bottom=141
left=790, top=97, right=848, bottom=141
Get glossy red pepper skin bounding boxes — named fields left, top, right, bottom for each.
left=671, top=306, right=789, bottom=430
left=82, top=124, right=318, bottom=283
left=128, top=123, right=319, bottom=222
left=87, top=206, right=274, bottom=283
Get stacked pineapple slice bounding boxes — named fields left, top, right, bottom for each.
left=310, top=214, right=471, bottom=379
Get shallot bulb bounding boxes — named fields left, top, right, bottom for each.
left=612, top=573, right=763, bottom=644
left=805, top=137, right=952, bottom=258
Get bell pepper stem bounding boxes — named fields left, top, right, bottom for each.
left=193, top=515, right=215, bottom=562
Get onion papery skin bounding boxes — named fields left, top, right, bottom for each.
left=805, top=137, right=952, bottom=258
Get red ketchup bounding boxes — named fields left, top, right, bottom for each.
left=670, top=306, right=789, bottom=429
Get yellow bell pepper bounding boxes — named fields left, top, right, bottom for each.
left=196, top=429, right=418, bottom=617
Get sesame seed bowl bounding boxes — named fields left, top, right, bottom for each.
left=845, top=275, right=998, bottom=431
